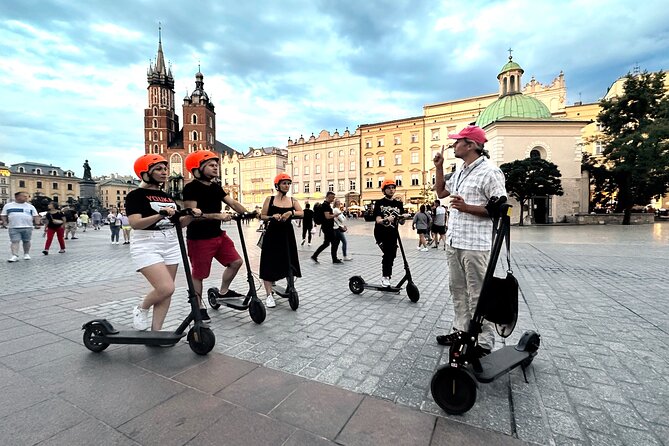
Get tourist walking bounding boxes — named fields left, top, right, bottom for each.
left=107, top=207, right=122, bottom=244
left=42, top=201, right=66, bottom=255
left=333, top=199, right=352, bottom=260
left=412, top=204, right=432, bottom=251
left=1, top=191, right=41, bottom=262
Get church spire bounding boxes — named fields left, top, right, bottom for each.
left=155, top=23, right=166, bottom=75
left=147, top=24, right=174, bottom=89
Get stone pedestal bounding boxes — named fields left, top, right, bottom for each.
left=78, top=179, right=98, bottom=211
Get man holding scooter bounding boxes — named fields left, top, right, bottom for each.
left=432, top=125, right=507, bottom=358
left=182, top=150, right=250, bottom=322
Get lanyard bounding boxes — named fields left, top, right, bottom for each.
left=454, top=157, right=483, bottom=192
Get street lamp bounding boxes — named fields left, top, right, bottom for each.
left=169, top=173, right=184, bottom=201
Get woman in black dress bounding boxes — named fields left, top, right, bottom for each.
left=259, top=173, right=303, bottom=308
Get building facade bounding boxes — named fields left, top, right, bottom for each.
left=96, top=176, right=140, bottom=210
left=6, top=162, right=80, bottom=204
left=0, top=162, right=10, bottom=206
left=286, top=128, right=361, bottom=208
left=238, top=147, right=288, bottom=210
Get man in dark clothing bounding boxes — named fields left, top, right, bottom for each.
left=301, top=202, right=314, bottom=246
left=63, top=206, right=78, bottom=240
left=373, top=180, right=407, bottom=286
left=311, top=191, right=341, bottom=264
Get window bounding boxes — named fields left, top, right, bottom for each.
left=51, top=170, right=57, bottom=176
left=304, top=154, right=309, bottom=160
left=366, top=178, right=373, bottom=188
left=36, top=181, right=42, bottom=189
left=431, top=129, right=440, bottom=141
left=328, top=181, right=334, bottom=192
left=378, top=156, right=385, bottom=167
left=377, top=177, right=384, bottom=188
left=52, top=195, right=58, bottom=202
left=350, top=148, right=355, bottom=155
left=328, top=164, right=334, bottom=173
left=153, top=119, right=157, bottom=128
left=595, top=141, right=604, bottom=155
left=225, top=168, right=228, bottom=175
left=192, top=114, right=197, bottom=124
left=338, top=179, right=345, bottom=192
left=411, top=174, right=419, bottom=186
left=339, top=150, right=344, bottom=157
left=411, top=133, right=418, bottom=143
left=366, top=158, right=373, bottom=168
left=52, top=182, right=58, bottom=189
left=315, top=153, right=321, bottom=160
left=394, top=154, right=401, bottom=165
left=304, top=183, right=310, bottom=193
left=365, top=140, right=372, bottom=148
left=153, top=107, right=158, bottom=116
left=304, top=166, right=310, bottom=175
left=395, top=175, right=403, bottom=187
left=315, top=181, right=321, bottom=192
left=349, top=179, right=356, bottom=190
left=349, top=161, right=355, bottom=171
left=192, top=131, right=198, bottom=141
left=530, top=149, right=541, bottom=159
left=411, top=152, right=419, bottom=163
left=233, top=167, right=236, bottom=174
left=293, top=156, right=298, bottom=162
left=338, top=162, right=344, bottom=172
left=224, top=178, right=229, bottom=185
left=35, top=168, right=42, bottom=174
left=315, top=165, right=321, bottom=174
left=377, top=138, right=384, bottom=147
left=394, top=136, right=401, bottom=145
left=19, top=180, right=26, bottom=187
left=209, top=117, right=213, bottom=128
left=328, top=151, right=333, bottom=158
left=431, top=173, right=436, bottom=185
left=292, top=183, right=298, bottom=193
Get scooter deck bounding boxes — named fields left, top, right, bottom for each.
left=95, top=330, right=186, bottom=345
left=364, top=284, right=401, bottom=293
left=474, top=345, right=532, bottom=383
left=273, top=285, right=294, bottom=298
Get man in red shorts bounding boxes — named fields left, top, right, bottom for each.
left=183, top=150, right=249, bottom=321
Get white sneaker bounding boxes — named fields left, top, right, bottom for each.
left=420, top=247, right=429, bottom=252
left=132, top=306, right=150, bottom=331
left=265, top=295, right=276, bottom=308
left=381, top=277, right=391, bottom=287
left=344, top=256, right=353, bottom=261
left=7, top=255, right=19, bottom=263
left=23, top=254, right=31, bottom=260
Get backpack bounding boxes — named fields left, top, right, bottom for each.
left=313, top=202, right=325, bottom=225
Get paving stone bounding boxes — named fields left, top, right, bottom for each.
left=38, top=418, right=141, bottom=446
left=0, top=398, right=86, bottom=445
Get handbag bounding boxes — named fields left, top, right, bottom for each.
left=256, top=222, right=266, bottom=248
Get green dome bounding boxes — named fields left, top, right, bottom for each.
left=498, top=60, right=523, bottom=76
left=476, top=94, right=552, bottom=128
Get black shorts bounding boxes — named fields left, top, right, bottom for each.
left=416, top=228, right=429, bottom=235
left=431, top=224, right=446, bottom=235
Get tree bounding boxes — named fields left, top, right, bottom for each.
left=500, top=157, right=564, bottom=225
left=30, top=195, right=51, bottom=213
left=595, top=71, right=669, bottom=224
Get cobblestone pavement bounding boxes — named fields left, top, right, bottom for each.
left=1, top=220, right=667, bottom=445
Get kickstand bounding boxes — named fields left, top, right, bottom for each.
left=521, top=364, right=529, bottom=384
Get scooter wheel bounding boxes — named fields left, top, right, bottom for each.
left=288, top=290, right=299, bottom=311
left=207, top=288, right=221, bottom=310
left=249, top=298, right=266, bottom=324
left=406, top=281, right=420, bottom=303
left=430, top=364, right=477, bottom=415
left=349, top=276, right=365, bottom=294
left=83, top=325, right=109, bottom=353
left=187, top=326, right=215, bottom=355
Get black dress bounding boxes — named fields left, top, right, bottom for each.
left=259, top=196, right=302, bottom=282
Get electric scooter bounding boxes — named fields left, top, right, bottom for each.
left=270, top=219, right=299, bottom=310
left=207, top=212, right=266, bottom=323
left=348, top=217, right=420, bottom=303
left=82, top=209, right=216, bottom=356
left=430, top=197, right=540, bottom=414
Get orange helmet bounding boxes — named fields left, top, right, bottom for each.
left=185, top=150, right=219, bottom=178
left=274, top=173, right=292, bottom=190
left=134, top=154, right=168, bottom=181
left=380, top=179, right=396, bottom=192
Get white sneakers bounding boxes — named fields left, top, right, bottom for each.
left=265, top=295, right=276, bottom=308
left=343, top=256, right=353, bottom=261
left=7, top=255, right=19, bottom=263
left=381, top=277, right=391, bottom=287
left=23, top=254, right=31, bottom=260
left=133, top=306, right=150, bottom=331
left=420, top=247, right=429, bottom=252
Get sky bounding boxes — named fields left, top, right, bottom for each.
left=1, top=0, right=668, bottom=178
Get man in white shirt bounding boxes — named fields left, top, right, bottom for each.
left=432, top=125, right=507, bottom=357
left=0, top=192, right=41, bottom=262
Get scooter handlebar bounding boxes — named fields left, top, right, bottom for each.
left=231, top=211, right=258, bottom=221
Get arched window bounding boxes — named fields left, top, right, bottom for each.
left=209, top=117, right=213, bottom=128
left=192, top=131, right=198, bottom=141
left=153, top=144, right=159, bottom=154
left=153, top=107, right=157, bottom=116
left=530, top=146, right=546, bottom=159
left=18, top=167, right=25, bottom=173
left=192, top=144, right=197, bottom=152
left=510, top=75, right=516, bottom=92
left=192, top=114, right=197, bottom=124
left=35, top=168, right=42, bottom=174
left=153, top=119, right=157, bottom=128
left=153, top=131, right=158, bottom=141
left=503, top=78, right=508, bottom=95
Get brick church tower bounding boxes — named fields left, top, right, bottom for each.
left=143, top=29, right=217, bottom=184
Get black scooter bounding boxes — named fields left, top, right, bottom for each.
left=207, top=212, right=266, bottom=323
left=270, top=219, right=299, bottom=310
left=348, top=217, right=420, bottom=303
left=430, top=198, right=540, bottom=414
left=82, top=209, right=216, bottom=356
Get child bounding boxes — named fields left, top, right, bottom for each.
left=373, top=180, right=409, bottom=286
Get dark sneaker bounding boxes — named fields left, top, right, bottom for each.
left=200, top=309, right=211, bottom=322
left=42, top=250, right=48, bottom=255
left=436, top=331, right=463, bottom=346
left=220, top=289, right=244, bottom=298
left=310, top=255, right=319, bottom=263
left=333, top=259, right=343, bottom=264
left=71, top=237, right=78, bottom=239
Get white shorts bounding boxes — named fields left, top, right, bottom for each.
left=130, top=228, right=181, bottom=271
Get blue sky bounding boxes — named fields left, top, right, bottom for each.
left=1, top=0, right=667, bottom=177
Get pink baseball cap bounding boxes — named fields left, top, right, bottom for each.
left=448, top=125, right=487, bottom=144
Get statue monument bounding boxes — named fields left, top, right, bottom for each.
left=79, top=159, right=98, bottom=211
left=83, top=160, right=92, bottom=180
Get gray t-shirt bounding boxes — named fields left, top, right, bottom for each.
left=433, top=206, right=447, bottom=226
